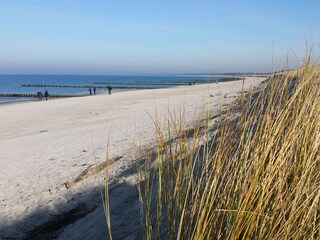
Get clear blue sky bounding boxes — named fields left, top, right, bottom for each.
left=0, top=0, right=319, bottom=74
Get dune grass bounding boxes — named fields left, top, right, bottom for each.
left=137, top=61, right=320, bottom=239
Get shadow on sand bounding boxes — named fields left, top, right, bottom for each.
left=0, top=179, right=143, bottom=240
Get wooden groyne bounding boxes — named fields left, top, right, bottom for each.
left=93, top=81, right=190, bottom=86
left=0, top=93, right=87, bottom=98
left=94, top=79, right=241, bottom=86
left=134, top=77, right=241, bottom=84
left=20, top=79, right=242, bottom=91
left=21, top=84, right=158, bottom=89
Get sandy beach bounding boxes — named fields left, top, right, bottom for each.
left=0, top=77, right=265, bottom=239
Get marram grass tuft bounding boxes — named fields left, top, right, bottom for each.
left=137, top=62, right=320, bottom=239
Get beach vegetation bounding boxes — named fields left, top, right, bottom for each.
left=104, top=58, right=320, bottom=239
left=136, top=60, right=320, bottom=239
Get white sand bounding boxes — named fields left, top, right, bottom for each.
left=0, top=77, right=265, bottom=238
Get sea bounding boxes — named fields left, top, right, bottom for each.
left=0, top=74, right=229, bottom=103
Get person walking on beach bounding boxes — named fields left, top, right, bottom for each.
left=93, top=87, right=96, bottom=95
left=107, top=85, right=112, bottom=95
left=44, top=89, right=49, bottom=101
left=36, top=90, right=43, bottom=101
left=89, top=88, right=92, bottom=95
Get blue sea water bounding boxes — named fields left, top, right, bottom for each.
left=0, top=74, right=227, bottom=103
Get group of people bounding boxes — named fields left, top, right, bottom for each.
left=89, top=87, right=96, bottom=95
left=36, top=86, right=113, bottom=101
left=89, top=86, right=112, bottom=95
left=36, top=89, right=49, bottom=101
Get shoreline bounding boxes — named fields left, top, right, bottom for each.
left=0, top=75, right=257, bottom=105
left=0, top=89, right=117, bottom=105
left=0, top=97, right=34, bottom=105
left=0, top=87, right=159, bottom=105
left=0, top=77, right=265, bottom=238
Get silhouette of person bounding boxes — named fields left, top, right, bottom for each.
left=44, top=89, right=49, bottom=101
left=89, top=88, right=92, bottom=95
left=107, top=86, right=112, bottom=95
left=93, top=87, right=96, bottom=95
left=37, top=90, right=43, bottom=101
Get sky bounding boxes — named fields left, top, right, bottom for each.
left=0, top=0, right=320, bottom=75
